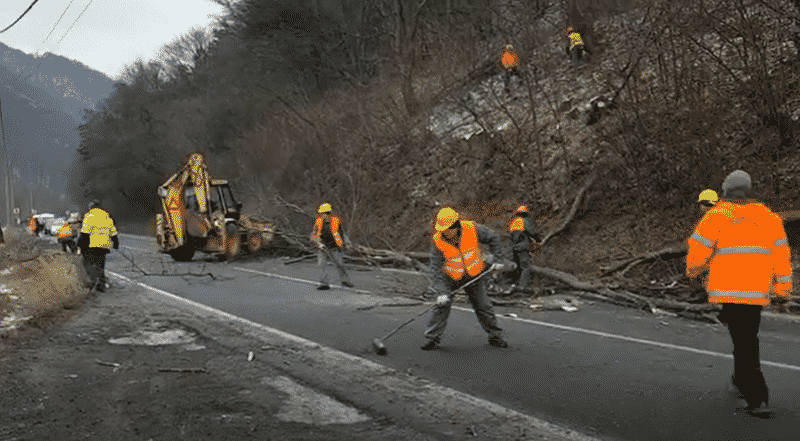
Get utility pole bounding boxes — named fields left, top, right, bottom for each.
left=0, top=97, right=8, bottom=226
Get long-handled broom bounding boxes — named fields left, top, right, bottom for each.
left=371, top=268, right=494, bottom=355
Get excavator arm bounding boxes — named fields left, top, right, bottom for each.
left=157, top=153, right=213, bottom=249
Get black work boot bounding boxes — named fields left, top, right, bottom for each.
left=489, top=336, right=508, bottom=348
left=317, top=284, right=330, bottom=290
left=420, top=340, right=439, bottom=351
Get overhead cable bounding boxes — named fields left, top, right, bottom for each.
left=58, top=0, right=95, bottom=43
left=43, top=0, right=77, bottom=43
left=0, top=0, right=42, bottom=35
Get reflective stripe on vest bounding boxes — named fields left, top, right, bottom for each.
left=509, top=217, right=524, bottom=232
left=715, top=246, right=772, bottom=255
left=314, top=215, right=344, bottom=247
left=707, top=290, right=769, bottom=305
left=774, top=238, right=788, bottom=246
left=432, top=221, right=485, bottom=281
left=690, top=232, right=713, bottom=248
left=776, top=275, right=792, bottom=283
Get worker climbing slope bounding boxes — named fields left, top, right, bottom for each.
left=311, top=203, right=354, bottom=290
left=564, top=26, right=591, bottom=64
left=78, top=200, right=119, bottom=292
left=498, top=43, right=521, bottom=96
left=421, top=207, right=514, bottom=350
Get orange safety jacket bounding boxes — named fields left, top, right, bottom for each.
left=313, top=215, right=344, bottom=247
left=57, top=223, right=76, bottom=239
left=499, top=49, right=520, bottom=70
left=568, top=32, right=584, bottom=49
left=509, top=217, right=525, bottom=232
left=686, top=200, right=792, bottom=305
left=432, top=221, right=486, bottom=281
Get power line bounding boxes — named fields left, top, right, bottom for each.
left=0, top=0, right=42, bottom=35
left=57, top=0, right=94, bottom=44
left=43, top=0, right=77, bottom=44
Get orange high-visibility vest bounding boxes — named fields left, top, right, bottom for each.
left=57, top=223, right=75, bottom=239
left=509, top=217, right=524, bottom=232
left=314, top=215, right=344, bottom=247
left=568, top=32, right=584, bottom=49
left=500, top=50, right=520, bottom=70
left=27, top=216, right=36, bottom=233
left=432, top=221, right=485, bottom=281
left=686, top=201, right=792, bottom=305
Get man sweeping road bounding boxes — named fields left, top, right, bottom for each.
left=421, top=207, right=514, bottom=350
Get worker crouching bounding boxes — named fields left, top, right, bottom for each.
left=312, top=203, right=353, bottom=290
left=421, top=207, right=514, bottom=350
left=77, top=201, right=119, bottom=292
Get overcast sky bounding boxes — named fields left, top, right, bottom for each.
left=0, top=0, right=226, bottom=80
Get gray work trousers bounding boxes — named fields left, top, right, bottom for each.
left=318, top=248, right=351, bottom=285
left=511, top=249, right=532, bottom=288
left=424, top=275, right=503, bottom=343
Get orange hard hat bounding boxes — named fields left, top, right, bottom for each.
left=435, top=207, right=459, bottom=232
left=516, top=205, right=529, bottom=213
left=564, top=26, right=574, bottom=35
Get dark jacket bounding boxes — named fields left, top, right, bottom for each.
left=510, top=217, right=540, bottom=252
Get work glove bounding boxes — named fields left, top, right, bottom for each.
left=436, top=295, right=450, bottom=306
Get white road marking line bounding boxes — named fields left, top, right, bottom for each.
left=117, top=241, right=800, bottom=372
left=231, top=265, right=375, bottom=295
left=458, top=306, right=800, bottom=372
left=106, top=270, right=599, bottom=441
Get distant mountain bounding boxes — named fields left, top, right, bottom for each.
left=0, top=43, right=116, bottom=121
left=0, top=43, right=116, bottom=215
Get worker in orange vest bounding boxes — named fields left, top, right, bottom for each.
left=498, top=43, right=521, bottom=95
left=57, top=213, right=80, bottom=253
left=506, top=205, right=541, bottom=294
left=311, top=203, right=353, bottom=290
left=564, top=26, right=591, bottom=64
left=686, top=170, right=791, bottom=416
left=421, top=207, right=515, bottom=350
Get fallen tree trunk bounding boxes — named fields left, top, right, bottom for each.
left=540, top=170, right=598, bottom=247
left=528, top=264, right=721, bottom=321
left=601, top=244, right=687, bottom=276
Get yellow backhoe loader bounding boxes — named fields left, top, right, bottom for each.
left=155, top=153, right=274, bottom=261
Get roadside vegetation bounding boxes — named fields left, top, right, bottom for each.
left=72, top=0, right=800, bottom=311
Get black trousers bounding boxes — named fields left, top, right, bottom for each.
left=83, top=248, right=108, bottom=290
left=719, top=303, right=768, bottom=407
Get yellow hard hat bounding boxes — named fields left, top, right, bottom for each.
left=435, top=207, right=459, bottom=232
left=516, top=205, right=529, bottom=213
left=318, top=203, right=332, bottom=213
left=697, top=189, right=718, bottom=204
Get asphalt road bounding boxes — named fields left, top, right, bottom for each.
left=110, top=234, right=800, bottom=441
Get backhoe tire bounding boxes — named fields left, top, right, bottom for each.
left=247, top=232, right=263, bottom=254
left=223, top=223, right=241, bottom=261
left=168, top=246, right=195, bottom=262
